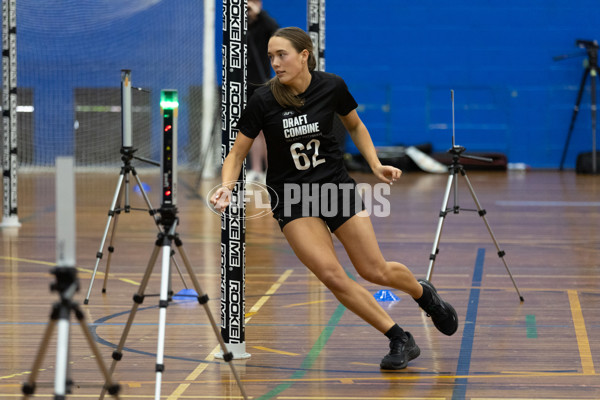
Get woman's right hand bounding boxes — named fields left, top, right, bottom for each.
left=210, top=186, right=232, bottom=213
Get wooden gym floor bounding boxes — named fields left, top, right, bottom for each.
left=1, top=168, right=599, bottom=399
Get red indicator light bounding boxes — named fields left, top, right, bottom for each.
left=164, top=125, right=172, bottom=132
left=165, top=190, right=171, bottom=197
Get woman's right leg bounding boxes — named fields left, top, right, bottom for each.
left=282, top=217, right=397, bottom=334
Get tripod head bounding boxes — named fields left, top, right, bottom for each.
left=576, top=39, right=599, bottom=51
left=50, top=266, right=80, bottom=301
left=447, top=144, right=493, bottom=164
left=553, top=39, right=598, bottom=67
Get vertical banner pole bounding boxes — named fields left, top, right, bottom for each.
left=219, top=0, right=250, bottom=359
left=1, top=0, right=20, bottom=227
left=307, top=0, right=325, bottom=72
left=201, top=0, right=217, bottom=178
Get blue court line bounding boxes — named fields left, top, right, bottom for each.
left=452, top=247, right=485, bottom=400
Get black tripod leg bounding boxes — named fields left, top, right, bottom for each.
left=131, top=170, right=159, bottom=225
left=72, top=304, right=121, bottom=398
left=560, top=68, right=590, bottom=170
left=426, top=171, right=455, bottom=282
left=172, top=234, right=249, bottom=400
left=132, top=170, right=189, bottom=290
left=99, top=241, right=162, bottom=400
left=22, top=308, right=58, bottom=398
left=85, top=173, right=126, bottom=304
left=461, top=171, right=524, bottom=301
left=102, top=188, right=125, bottom=294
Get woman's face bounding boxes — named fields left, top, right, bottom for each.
left=267, top=36, right=307, bottom=87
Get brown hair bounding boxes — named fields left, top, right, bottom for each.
left=267, top=27, right=316, bottom=109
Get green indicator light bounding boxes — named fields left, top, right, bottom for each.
left=160, top=90, right=179, bottom=110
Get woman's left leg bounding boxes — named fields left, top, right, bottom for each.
left=334, top=210, right=459, bottom=336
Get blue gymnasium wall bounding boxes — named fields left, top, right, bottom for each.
left=263, top=0, right=600, bottom=168
left=15, top=1, right=600, bottom=168
left=17, top=1, right=203, bottom=164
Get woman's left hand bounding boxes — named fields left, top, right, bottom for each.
left=373, top=164, right=402, bottom=185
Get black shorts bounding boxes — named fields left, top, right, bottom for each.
left=272, top=181, right=366, bottom=232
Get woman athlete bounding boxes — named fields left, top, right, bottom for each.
left=211, top=27, right=458, bottom=370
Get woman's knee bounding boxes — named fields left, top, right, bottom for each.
left=313, top=263, right=353, bottom=293
left=356, top=259, right=390, bottom=285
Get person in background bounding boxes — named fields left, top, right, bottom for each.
left=246, top=0, right=279, bottom=183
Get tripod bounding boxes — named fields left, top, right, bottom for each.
left=426, top=145, right=524, bottom=302
left=558, top=39, right=599, bottom=173
left=98, top=205, right=248, bottom=400
left=84, top=147, right=189, bottom=304
left=22, top=267, right=121, bottom=399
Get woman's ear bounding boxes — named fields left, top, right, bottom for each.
left=302, top=49, right=309, bottom=64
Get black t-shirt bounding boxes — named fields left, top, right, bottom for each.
left=236, top=71, right=358, bottom=194
left=247, top=10, right=279, bottom=98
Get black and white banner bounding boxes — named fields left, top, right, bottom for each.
left=1, top=0, right=19, bottom=227
left=307, top=0, right=325, bottom=71
left=220, top=0, right=248, bottom=357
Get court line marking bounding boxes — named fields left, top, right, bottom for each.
left=452, top=248, right=484, bottom=400
left=0, top=396, right=590, bottom=400
left=282, top=299, right=332, bottom=308
left=252, top=346, right=299, bottom=357
left=254, top=303, right=347, bottom=400
left=0, top=256, right=141, bottom=286
left=251, top=268, right=369, bottom=400
left=278, top=397, right=447, bottom=400
left=525, top=314, right=537, bottom=338
left=568, top=289, right=596, bottom=375
left=4, top=259, right=598, bottom=394
left=173, top=370, right=596, bottom=384
left=0, top=256, right=55, bottom=266
left=166, top=269, right=293, bottom=400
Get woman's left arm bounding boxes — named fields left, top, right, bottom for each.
left=339, top=109, right=402, bottom=184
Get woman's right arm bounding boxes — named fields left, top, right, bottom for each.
left=210, top=132, right=255, bottom=212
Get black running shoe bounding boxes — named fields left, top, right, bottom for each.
left=380, top=331, right=421, bottom=370
left=417, top=279, right=459, bottom=336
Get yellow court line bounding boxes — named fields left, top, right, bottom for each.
left=76, top=266, right=141, bottom=286
left=0, top=256, right=141, bottom=286
left=166, top=269, right=294, bottom=400
left=0, top=255, right=55, bottom=266
left=1, top=395, right=247, bottom=399
left=568, top=289, right=596, bottom=375
left=282, top=299, right=332, bottom=308
left=252, top=346, right=299, bottom=357
left=188, top=370, right=594, bottom=385
left=277, top=397, right=447, bottom=400
left=246, top=269, right=294, bottom=318
left=0, top=370, right=38, bottom=380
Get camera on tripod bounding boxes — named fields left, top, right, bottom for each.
left=555, top=39, right=599, bottom=173
left=576, top=39, right=599, bottom=50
